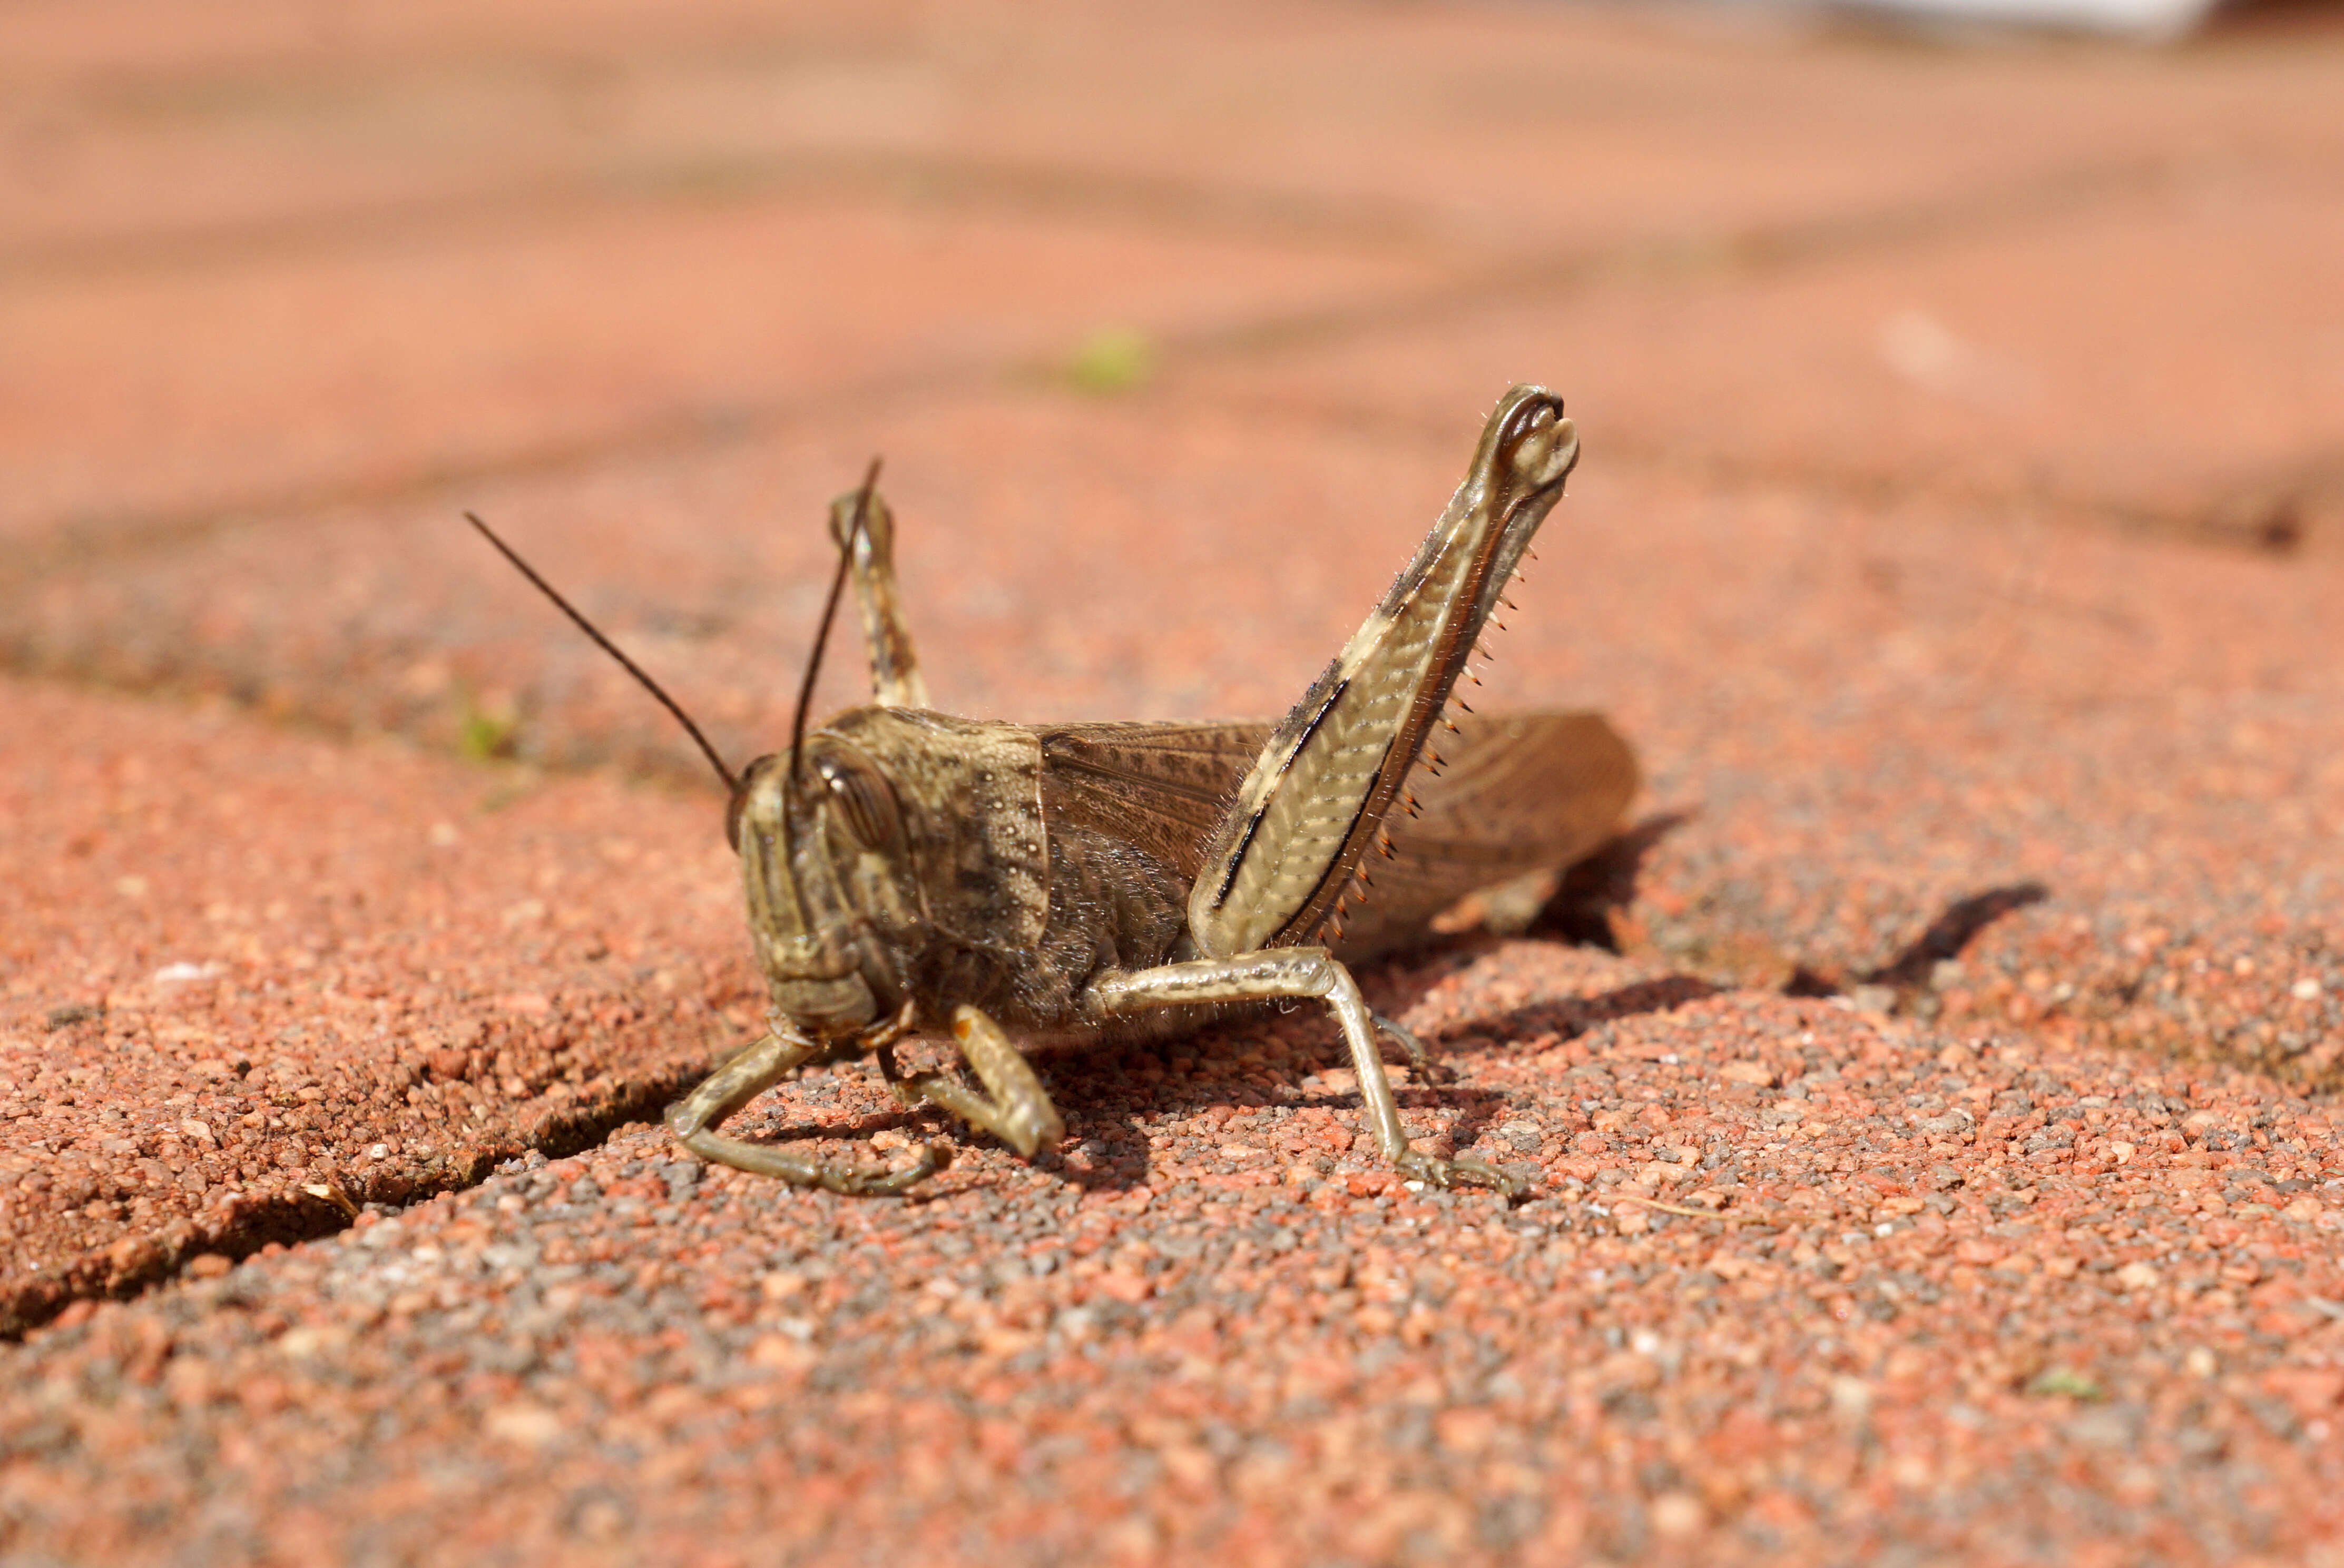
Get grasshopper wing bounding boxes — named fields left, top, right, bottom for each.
left=1330, top=710, right=1635, bottom=961
left=1034, top=720, right=1272, bottom=885
left=1034, top=710, right=1634, bottom=964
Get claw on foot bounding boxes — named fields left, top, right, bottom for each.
left=811, top=1137, right=950, bottom=1197
left=1395, top=1149, right=1525, bottom=1199
left=871, top=1140, right=951, bottom=1195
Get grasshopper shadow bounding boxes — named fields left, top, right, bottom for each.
left=1529, top=810, right=1695, bottom=950
left=1012, top=862, right=2047, bottom=1192
left=1783, top=881, right=2052, bottom=1000
left=1864, top=881, right=2051, bottom=990
left=1038, top=1040, right=1294, bottom=1196
left=1332, top=807, right=1702, bottom=1047
left=1443, top=974, right=1725, bottom=1063
left=724, top=1047, right=1280, bottom=1198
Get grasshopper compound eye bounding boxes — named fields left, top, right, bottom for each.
left=813, top=748, right=902, bottom=849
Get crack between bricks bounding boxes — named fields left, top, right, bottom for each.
left=2, top=1058, right=715, bottom=1342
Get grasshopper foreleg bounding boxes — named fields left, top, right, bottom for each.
left=878, top=1005, right=1066, bottom=1159
left=1088, top=951, right=1521, bottom=1197
left=669, top=1027, right=945, bottom=1196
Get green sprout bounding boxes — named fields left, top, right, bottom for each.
left=1066, top=327, right=1156, bottom=395
left=457, top=696, right=519, bottom=763
left=2027, top=1367, right=2105, bottom=1401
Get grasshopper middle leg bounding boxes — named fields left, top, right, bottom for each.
left=1087, top=949, right=1522, bottom=1196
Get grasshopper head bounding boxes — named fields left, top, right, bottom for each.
left=726, top=733, right=920, bottom=1037
left=726, top=707, right=1051, bottom=1040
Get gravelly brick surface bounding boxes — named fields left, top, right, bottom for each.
left=6, top=0, right=2344, bottom=1562
left=8, top=967, right=2344, bottom=1565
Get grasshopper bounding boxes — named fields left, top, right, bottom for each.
left=470, top=384, right=1634, bottom=1198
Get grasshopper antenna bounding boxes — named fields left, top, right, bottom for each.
left=786, top=456, right=881, bottom=793
left=464, top=511, right=739, bottom=796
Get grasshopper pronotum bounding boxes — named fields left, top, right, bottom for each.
left=472, top=384, right=1635, bottom=1197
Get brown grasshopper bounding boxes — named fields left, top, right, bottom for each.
left=469, top=384, right=1634, bottom=1198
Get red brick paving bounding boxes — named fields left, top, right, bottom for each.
left=1174, top=171, right=2344, bottom=538
left=0, top=196, right=1438, bottom=545
left=5, top=2, right=2344, bottom=1563
left=0, top=676, right=750, bottom=1335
